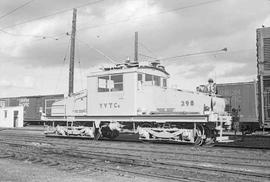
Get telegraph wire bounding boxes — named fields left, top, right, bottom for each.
left=0, top=0, right=104, bottom=40
left=139, top=48, right=228, bottom=61
left=139, top=42, right=158, bottom=58
left=139, top=53, right=157, bottom=60
left=0, top=0, right=35, bottom=21
left=0, top=0, right=221, bottom=40
left=55, top=38, right=71, bottom=92
left=159, top=48, right=227, bottom=61
left=0, top=0, right=104, bottom=31
left=76, top=38, right=119, bottom=64
left=76, top=40, right=84, bottom=91
left=76, top=0, right=222, bottom=33
left=0, top=29, right=59, bottom=40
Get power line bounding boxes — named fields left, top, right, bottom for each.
left=0, top=29, right=59, bottom=40
left=0, top=0, right=35, bottom=21
left=139, top=53, right=157, bottom=60
left=55, top=38, right=71, bottom=92
left=0, top=0, right=221, bottom=40
left=139, top=42, right=158, bottom=58
left=139, top=48, right=228, bottom=61
left=76, top=40, right=84, bottom=91
left=76, top=0, right=222, bottom=33
left=160, top=48, right=228, bottom=61
left=76, top=38, right=118, bottom=64
left=0, top=0, right=104, bottom=31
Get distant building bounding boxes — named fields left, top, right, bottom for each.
left=0, top=106, right=24, bottom=128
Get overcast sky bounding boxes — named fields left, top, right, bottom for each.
left=0, top=0, right=270, bottom=97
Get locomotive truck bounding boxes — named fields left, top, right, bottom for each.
left=43, top=60, right=231, bottom=145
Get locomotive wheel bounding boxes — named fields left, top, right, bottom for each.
left=100, top=125, right=120, bottom=139
left=141, top=123, right=153, bottom=128
left=204, top=125, right=216, bottom=145
left=94, top=128, right=101, bottom=140
left=194, top=124, right=205, bottom=146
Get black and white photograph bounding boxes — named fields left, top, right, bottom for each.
left=0, top=0, right=269, bottom=181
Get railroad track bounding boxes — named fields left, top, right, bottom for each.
left=1, top=133, right=269, bottom=165
left=0, top=143, right=207, bottom=182
left=0, top=133, right=269, bottom=182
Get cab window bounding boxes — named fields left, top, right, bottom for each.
left=138, top=73, right=143, bottom=82
left=145, top=74, right=152, bottom=82
left=162, top=78, right=167, bottom=88
left=98, top=74, right=123, bottom=92
left=98, top=76, right=110, bottom=92
left=153, top=76, right=160, bottom=86
left=111, top=75, right=123, bottom=92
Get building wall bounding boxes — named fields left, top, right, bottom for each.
left=0, top=106, right=24, bottom=128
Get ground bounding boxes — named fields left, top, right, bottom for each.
left=0, top=158, right=161, bottom=182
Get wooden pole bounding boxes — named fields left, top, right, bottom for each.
left=134, top=32, right=138, bottom=62
left=69, top=8, right=77, bottom=96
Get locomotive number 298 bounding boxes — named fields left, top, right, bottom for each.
left=180, top=100, right=194, bottom=106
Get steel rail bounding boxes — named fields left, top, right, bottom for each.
left=0, top=140, right=269, bottom=180
left=0, top=133, right=269, bottom=162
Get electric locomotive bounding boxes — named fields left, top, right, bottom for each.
left=43, top=60, right=231, bottom=145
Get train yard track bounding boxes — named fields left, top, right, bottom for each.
left=0, top=130, right=269, bottom=181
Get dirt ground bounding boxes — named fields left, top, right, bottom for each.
left=0, top=158, right=162, bottom=182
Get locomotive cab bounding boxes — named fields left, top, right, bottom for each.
left=87, top=61, right=170, bottom=116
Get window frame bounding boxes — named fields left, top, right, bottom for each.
left=98, top=74, right=123, bottom=92
left=4, top=110, right=7, bottom=118
left=162, top=78, right=167, bottom=88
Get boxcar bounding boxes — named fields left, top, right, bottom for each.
left=0, top=94, right=64, bottom=125
left=216, top=81, right=260, bottom=132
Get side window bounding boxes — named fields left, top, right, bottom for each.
left=145, top=74, right=152, bottom=82
left=144, top=74, right=162, bottom=87
left=163, top=78, right=167, bottom=88
left=138, top=73, right=143, bottom=82
left=145, top=74, right=153, bottom=85
left=153, top=76, right=160, bottom=86
left=98, top=75, right=123, bottom=92
left=111, top=75, right=123, bottom=92
left=4, top=110, right=7, bottom=118
left=98, top=76, right=109, bottom=92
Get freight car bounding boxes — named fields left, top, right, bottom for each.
left=257, top=26, right=270, bottom=129
left=0, top=94, right=64, bottom=125
left=43, top=60, right=231, bottom=145
left=216, top=81, right=262, bottom=133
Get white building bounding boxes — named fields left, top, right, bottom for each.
left=0, top=106, right=24, bottom=128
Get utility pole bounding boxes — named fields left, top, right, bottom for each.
left=134, top=31, right=138, bottom=62
left=68, top=8, right=77, bottom=96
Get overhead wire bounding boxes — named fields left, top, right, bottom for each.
left=76, top=40, right=84, bottom=91
left=139, top=53, right=157, bottom=60
left=55, top=38, right=71, bottom=92
left=0, top=0, right=104, bottom=40
left=0, top=0, right=35, bottom=21
left=139, top=42, right=158, bottom=58
left=0, top=0, right=104, bottom=31
left=0, top=0, right=222, bottom=41
left=158, top=48, right=228, bottom=61
left=0, top=29, right=59, bottom=40
left=76, top=37, right=119, bottom=64
left=76, top=0, right=222, bottom=33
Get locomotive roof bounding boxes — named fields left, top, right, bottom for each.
left=88, top=61, right=170, bottom=77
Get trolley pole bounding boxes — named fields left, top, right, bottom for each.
left=68, top=8, right=77, bottom=96
left=134, top=31, right=138, bottom=62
